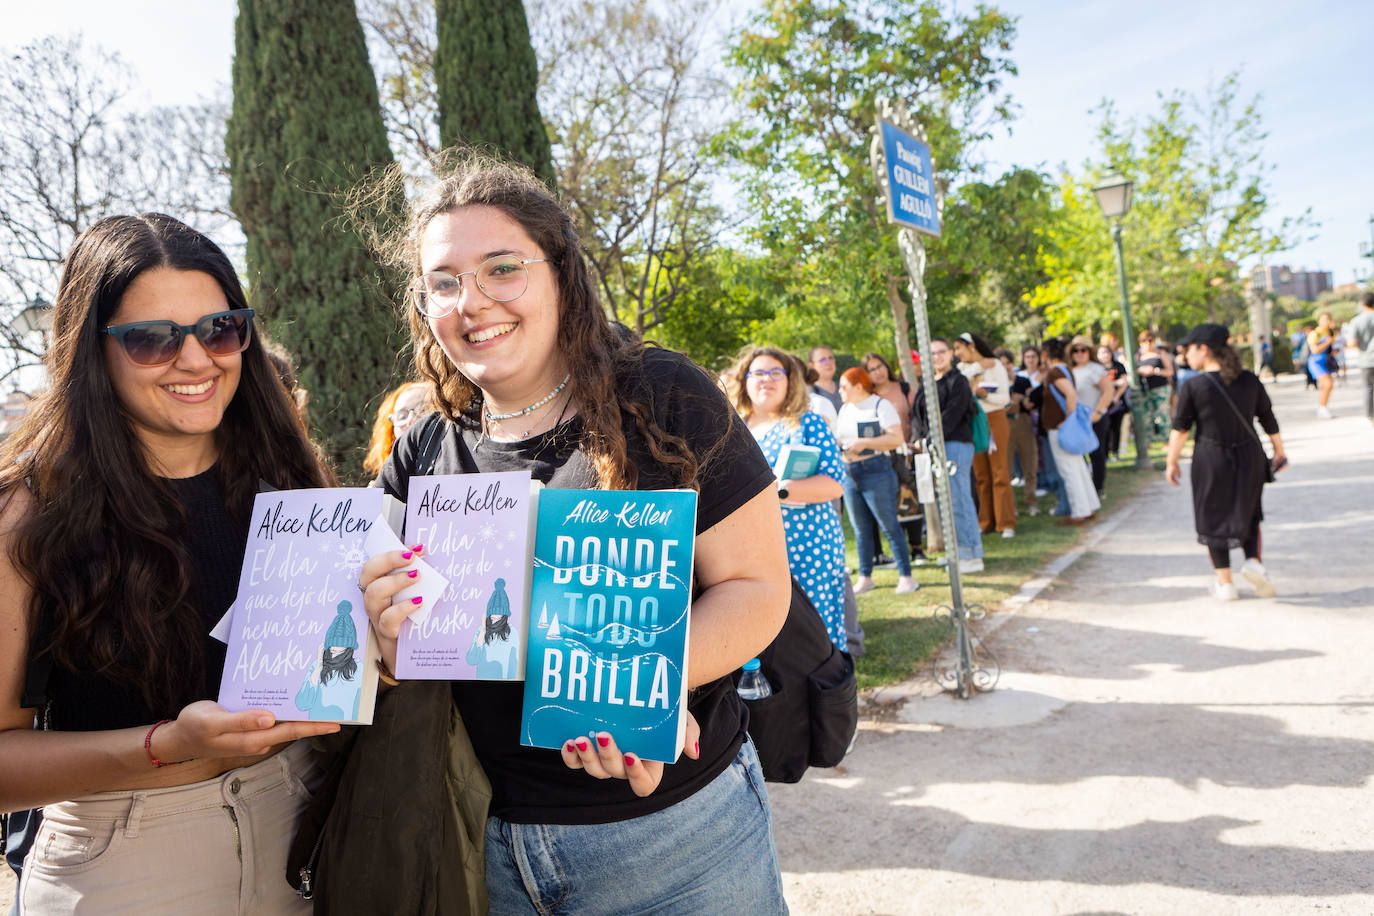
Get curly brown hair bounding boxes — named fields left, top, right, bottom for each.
left=365, top=149, right=702, bottom=490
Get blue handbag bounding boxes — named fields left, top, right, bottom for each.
left=1048, top=373, right=1099, bottom=456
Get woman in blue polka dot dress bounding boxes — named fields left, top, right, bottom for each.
left=728, top=346, right=849, bottom=649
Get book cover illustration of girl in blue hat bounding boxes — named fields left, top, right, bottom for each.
left=295, top=600, right=363, bottom=721
left=465, top=578, right=517, bottom=678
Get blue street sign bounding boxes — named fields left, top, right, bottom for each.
left=879, top=120, right=941, bottom=237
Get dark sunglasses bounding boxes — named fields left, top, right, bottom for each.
left=103, top=309, right=255, bottom=366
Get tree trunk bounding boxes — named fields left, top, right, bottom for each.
left=886, top=274, right=916, bottom=383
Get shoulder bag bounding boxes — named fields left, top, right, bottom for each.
left=738, top=578, right=859, bottom=783
left=1047, top=370, right=1099, bottom=456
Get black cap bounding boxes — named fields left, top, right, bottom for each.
left=1180, top=322, right=1229, bottom=350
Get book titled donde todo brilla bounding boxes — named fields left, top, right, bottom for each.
left=521, top=489, right=697, bottom=764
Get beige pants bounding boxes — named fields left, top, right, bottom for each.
left=19, top=742, right=324, bottom=915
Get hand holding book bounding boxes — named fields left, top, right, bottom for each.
left=560, top=712, right=702, bottom=798
left=357, top=543, right=429, bottom=678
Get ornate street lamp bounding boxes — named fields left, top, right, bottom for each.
left=1092, top=169, right=1152, bottom=470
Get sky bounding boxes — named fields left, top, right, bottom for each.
left=8, top=0, right=1372, bottom=285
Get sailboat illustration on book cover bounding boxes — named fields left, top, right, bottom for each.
left=520, top=488, right=697, bottom=763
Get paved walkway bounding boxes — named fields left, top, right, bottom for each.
left=770, top=375, right=1374, bottom=914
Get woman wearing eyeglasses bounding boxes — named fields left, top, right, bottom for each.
left=363, top=380, right=436, bottom=477
left=0, top=214, right=338, bottom=912
left=728, top=347, right=850, bottom=646
left=360, top=153, right=791, bottom=914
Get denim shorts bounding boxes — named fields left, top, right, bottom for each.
left=484, top=738, right=788, bottom=915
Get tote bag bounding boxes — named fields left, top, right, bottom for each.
left=970, top=400, right=991, bottom=454
left=1048, top=375, right=1099, bottom=456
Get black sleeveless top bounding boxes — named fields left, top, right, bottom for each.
left=22, top=468, right=247, bottom=731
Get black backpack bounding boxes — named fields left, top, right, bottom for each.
left=737, top=578, right=859, bottom=783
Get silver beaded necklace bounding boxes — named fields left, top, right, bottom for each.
left=483, top=374, right=570, bottom=422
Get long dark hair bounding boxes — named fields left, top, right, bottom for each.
left=957, top=332, right=995, bottom=359
left=0, top=213, right=333, bottom=711
left=373, top=150, right=701, bottom=490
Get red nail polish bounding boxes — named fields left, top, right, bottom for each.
left=565, top=741, right=576, bottom=753
left=575, top=738, right=588, bottom=751
left=624, top=753, right=637, bottom=767
left=407, top=569, right=418, bottom=578
left=596, top=735, right=610, bottom=748
left=411, top=597, right=423, bottom=605
left=694, top=740, right=699, bottom=755
left=411, top=543, right=424, bottom=553
left=401, top=550, right=413, bottom=560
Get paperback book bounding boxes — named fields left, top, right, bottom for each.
left=774, top=443, right=821, bottom=481
left=216, top=488, right=388, bottom=724
left=520, top=489, right=697, bottom=763
left=397, top=471, right=538, bottom=680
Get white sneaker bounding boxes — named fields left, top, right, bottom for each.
left=959, top=558, right=985, bottom=574
left=894, top=576, right=920, bottom=594
left=1210, top=580, right=1240, bottom=601
left=1241, top=559, right=1276, bottom=597
left=853, top=575, right=876, bottom=595
left=936, top=556, right=950, bottom=568
left=1001, top=528, right=1016, bottom=538
left=1317, top=405, right=1332, bottom=419
left=1034, top=488, right=1049, bottom=498
left=1010, top=476, right=1025, bottom=488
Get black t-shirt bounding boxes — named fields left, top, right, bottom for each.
left=378, top=347, right=777, bottom=825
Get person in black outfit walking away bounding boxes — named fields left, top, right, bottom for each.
left=1165, top=323, right=1288, bottom=601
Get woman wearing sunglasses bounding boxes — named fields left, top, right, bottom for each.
left=0, top=213, right=338, bottom=912
left=358, top=153, right=791, bottom=914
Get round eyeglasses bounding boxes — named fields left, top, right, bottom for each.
left=746, top=368, right=788, bottom=381
left=411, top=256, right=548, bottom=318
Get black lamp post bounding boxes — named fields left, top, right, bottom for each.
left=1092, top=168, right=1152, bottom=470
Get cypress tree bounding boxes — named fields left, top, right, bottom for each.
left=435, top=0, right=555, bottom=184
left=226, top=0, right=404, bottom=479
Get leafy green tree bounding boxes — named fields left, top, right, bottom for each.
left=1032, top=73, right=1309, bottom=338
left=435, top=0, right=554, bottom=184
left=723, top=0, right=1020, bottom=376
left=227, top=0, right=403, bottom=478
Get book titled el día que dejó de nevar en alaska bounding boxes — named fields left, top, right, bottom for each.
left=396, top=471, right=539, bottom=680
left=215, top=487, right=421, bottom=725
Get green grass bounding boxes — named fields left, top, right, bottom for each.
left=848, top=457, right=1161, bottom=690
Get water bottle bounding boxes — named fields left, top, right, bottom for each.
left=736, top=658, right=773, bottom=700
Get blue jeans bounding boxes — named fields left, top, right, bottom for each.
left=944, top=440, right=984, bottom=560
left=842, top=457, right=912, bottom=576
left=484, top=740, right=788, bottom=915
left=1039, top=435, right=1071, bottom=516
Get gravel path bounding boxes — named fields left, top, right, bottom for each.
left=771, top=375, right=1374, bottom=915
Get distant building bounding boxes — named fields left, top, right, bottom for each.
left=0, top=390, right=35, bottom=440
left=1251, top=265, right=1333, bottom=301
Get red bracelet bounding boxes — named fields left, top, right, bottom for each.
left=143, top=719, right=187, bottom=768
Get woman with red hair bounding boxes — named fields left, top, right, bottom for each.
left=835, top=368, right=918, bottom=595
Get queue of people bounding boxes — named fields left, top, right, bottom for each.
left=0, top=145, right=1313, bottom=915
